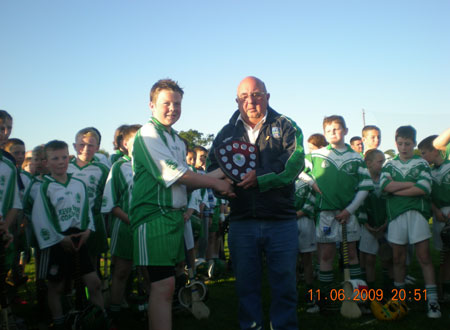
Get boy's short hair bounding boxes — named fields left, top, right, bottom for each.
left=307, top=134, right=328, bottom=149
left=362, top=125, right=381, bottom=137
left=186, top=149, right=196, bottom=158
left=75, top=127, right=100, bottom=145
left=4, top=138, right=25, bottom=151
left=323, top=115, right=347, bottom=130
left=364, top=148, right=384, bottom=162
left=122, top=124, right=142, bottom=142
left=0, top=110, right=12, bottom=122
left=113, top=124, right=129, bottom=150
left=350, top=136, right=362, bottom=145
left=395, top=125, right=416, bottom=143
left=44, top=140, right=68, bottom=157
left=32, top=144, right=45, bottom=157
left=193, top=145, right=207, bottom=154
left=150, top=79, right=184, bottom=103
left=418, top=135, right=439, bottom=151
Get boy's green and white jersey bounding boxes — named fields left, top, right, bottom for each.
left=130, top=118, right=189, bottom=229
left=360, top=180, right=387, bottom=227
left=31, top=174, right=94, bottom=249
left=187, top=189, right=202, bottom=213
left=430, top=159, right=450, bottom=209
left=23, top=176, right=45, bottom=218
left=304, top=144, right=373, bottom=211
left=0, top=156, right=22, bottom=217
left=380, top=155, right=432, bottom=221
left=294, top=178, right=315, bottom=219
left=102, top=156, right=133, bottom=214
left=67, top=159, right=109, bottom=214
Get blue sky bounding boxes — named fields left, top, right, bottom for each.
left=1, top=0, right=449, bottom=155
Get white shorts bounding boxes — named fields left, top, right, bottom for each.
left=432, top=206, right=450, bottom=251
left=297, top=216, right=317, bottom=253
left=359, top=225, right=379, bottom=255
left=316, top=210, right=360, bottom=243
left=387, top=210, right=431, bottom=245
left=184, top=219, right=194, bottom=251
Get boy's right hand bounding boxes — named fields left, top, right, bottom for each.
left=60, top=236, right=76, bottom=253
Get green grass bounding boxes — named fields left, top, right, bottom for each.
left=9, top=234, right=450, bottom=330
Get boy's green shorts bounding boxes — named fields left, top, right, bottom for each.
left=133, top=210, right=184, bottom=266
left=210, top=206, right=221, bottom=233
left=110, top=220, right=133, bottom=260
left=190, top=214, right=203, bottom=240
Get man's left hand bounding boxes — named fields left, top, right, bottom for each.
left=237, top=170, right=257, bottom=189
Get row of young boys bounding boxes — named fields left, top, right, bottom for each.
left=1, top=105, right=450, bottom=326
left=0, top=108, right=228, bottom=329
left=294, top=119, right=450, bottom=319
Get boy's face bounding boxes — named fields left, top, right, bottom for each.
left=150, top=90, right=182, bottom=128
left=351, top=140, right=363, bottom=154
left=395, top=137, right=415, bottom=160
left=73, top=135, right=99, bottom=162
left=324, top=122, right=347, bottom=146
left=123, top=133, right=137, bottom=157
left=186, top=152, right=195, bottom=166
left=45, top=148, right=69, bottom=177
left=366, top=153, right=385, bottom=174
left=9, top=145, right=25, bottom=167
left=32, top=151, right=47, bottom=175
left=0, top=119, right=12, bottom=145
left=195, top=151, right=207, bottom=169
left=419, top=148, right=439, bottom=165
left=363, top=130, right=381, bottom=150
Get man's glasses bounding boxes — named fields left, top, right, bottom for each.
left=237, top=92, right=266, bottom=102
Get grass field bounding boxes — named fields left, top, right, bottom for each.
left=8, top=234, right=450, bottom=330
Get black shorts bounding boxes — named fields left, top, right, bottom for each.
left=46, top=235, right=94, bottom=283
left=145, top=265, right=175, bottom=283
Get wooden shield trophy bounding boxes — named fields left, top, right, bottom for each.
left=214, top=140, right=259, bottom=182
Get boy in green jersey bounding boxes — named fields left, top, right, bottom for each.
left=381, top=126, right=440, bottom=318
left=130, top=79, right=233, bottom=330
left=303, top=115, right=373, bottom=310
left=419, top=135, right=450, bottom=302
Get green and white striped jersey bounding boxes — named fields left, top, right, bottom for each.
left=0, top=156, right=22, bottom=217
left=67, top=159, right=109, bottom=214
left=102, top=156, right=133, bottom=214
left=31, top=175, right=94, bottom=249
left=380, top=155, right=432, bottom=221
left=304, top=144, right=373, bottom=211
left=130, top=118, right=189, bottom=229
left=430, top=159, right=450, bottom=209
left=294, top=178, right=315, bottom=219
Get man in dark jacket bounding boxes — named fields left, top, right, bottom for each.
left=208, top=76, right=304, bottom=330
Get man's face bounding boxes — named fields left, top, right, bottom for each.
left=73, top=135, right=99, bottom=162
left=150, top=90, right=182, bottom=129
left=351, top=140, right=363, bottom=153
left=0, top=119, right=12, bottom=145
left=236, top=77, right=269, bottom=127
left=396, top=137, right=415, bottom=160
left=363, top=130, right=381, bottom=150
left=45, top=148, right=69, bottom=178
left=324, top=122, right=347, bottom=146
left=9, top=145, right=25, bottom=167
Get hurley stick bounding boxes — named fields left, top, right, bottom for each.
left=187, top=268, right=209, bottom=320
left=340, top=222, right=362, bottom=319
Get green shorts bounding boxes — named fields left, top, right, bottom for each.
left=210, top=206, right=220, bottom=233
left=133, top=210, right=184, bottom=266
left=87, top=213, right=109, bottom=256
left=110, top=219, right=133, bottom=260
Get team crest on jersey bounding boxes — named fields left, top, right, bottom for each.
left=41, top=229, right=50, bottom=241
left=409, top=168, right=419, bottom=178
left=89, top=175, right=96, bottom=185
left=272, top=127, right=281, bottom=139
left=321, top=160, right=330, bottom=168
left=165, top=159, right=178, bottom=170
left=0, top=176, right=5, bottom=186
left=342, top=163, right=355, bottom=174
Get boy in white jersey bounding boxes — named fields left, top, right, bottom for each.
left=130, top=79, right=233, bottom=330
left=303, top=115, right=372, bottom=310
left=101, top=124, right=141, bottom=325
left=419, top=135, right=450, bottom=302
left=362, top=125, right=381, bottom=154
left=31, top=140, right=105, bottom=329
left=68, top=127, right=109, bottom=267
left=381, top=126, right=440, bottom=318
